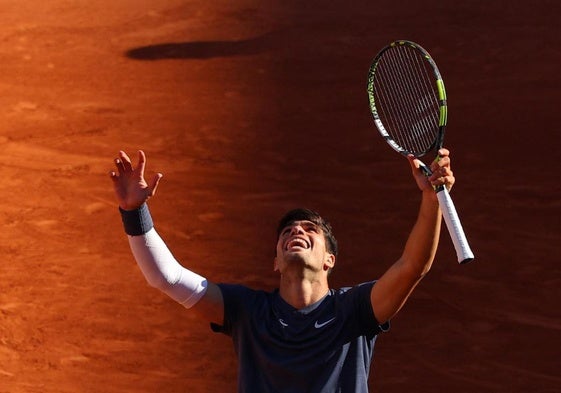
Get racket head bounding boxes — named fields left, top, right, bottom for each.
left=367, top=40, right=447, bottom=158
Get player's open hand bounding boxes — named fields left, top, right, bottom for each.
left=109, top=150, right=162, bottom=210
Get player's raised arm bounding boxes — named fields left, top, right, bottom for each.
left=109, top=150, right=224, bottom=324
left=370, top=150, right=454, bottom=324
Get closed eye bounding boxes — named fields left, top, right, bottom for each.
left=280, top=221, right=321, bottom=236
left=303, top=223, right=319, bottom=233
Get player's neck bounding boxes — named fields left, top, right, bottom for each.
left=278, top=273, right=329, bottom=310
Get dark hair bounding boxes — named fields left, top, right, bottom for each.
left=276, top=208, right=338, bottom=257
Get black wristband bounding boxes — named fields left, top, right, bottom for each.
left=119, top=203, right=154, bottom=236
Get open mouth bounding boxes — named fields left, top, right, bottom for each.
left=285, top=238, right=310, bottom=250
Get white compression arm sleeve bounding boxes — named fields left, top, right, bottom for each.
left=128, top=228, right=208, bottom=309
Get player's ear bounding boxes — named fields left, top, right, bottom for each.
left=273, top=257, right=279, bottom=272
left=324, top=254, right=335, bottom=270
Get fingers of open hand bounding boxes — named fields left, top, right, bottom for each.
left=110, top=151, right=136, bottom=179
left=109, top=170, right=119, bottom=182
left=119, top=151, right=134, bottom=173
left=150, top=173, right=163, bottom=195
left=109, top=161, right=124, bottom=183
left=136, top=150, right=147, bottom=175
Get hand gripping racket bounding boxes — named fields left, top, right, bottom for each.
left=367, top=40, right=474, bottom=264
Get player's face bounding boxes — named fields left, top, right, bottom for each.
left=275, top=220, right=334, bottom=273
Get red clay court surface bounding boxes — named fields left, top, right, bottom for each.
left=1, top=1, right=559, bottom=392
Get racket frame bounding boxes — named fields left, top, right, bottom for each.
left=367, top=40, right=474, bottom=264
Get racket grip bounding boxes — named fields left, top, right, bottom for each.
left=436, top=188, right=474, bottom=264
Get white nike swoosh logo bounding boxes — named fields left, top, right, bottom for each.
left=314, top=317, right=336, bottom=329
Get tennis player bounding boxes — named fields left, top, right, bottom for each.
left=109, top=148, right=454, bottom=392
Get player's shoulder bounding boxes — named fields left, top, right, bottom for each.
left=330, top=281, right=377, bottom=307
left=217, top=283, right=274, bottom=304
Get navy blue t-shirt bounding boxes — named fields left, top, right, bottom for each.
left=211, top=281, right=389, bottom=392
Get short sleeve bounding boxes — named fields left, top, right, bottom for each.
left=355, top=281, right=391, bottom=335
left=210, top=283, right=255, bottom=335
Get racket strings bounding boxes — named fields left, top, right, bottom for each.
left=372, top=45, right=440, bottom=156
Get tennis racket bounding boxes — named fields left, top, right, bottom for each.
left=367, top=40, right=474, bottom=264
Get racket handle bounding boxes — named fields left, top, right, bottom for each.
left=436, top=188, right=474, bottom=264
